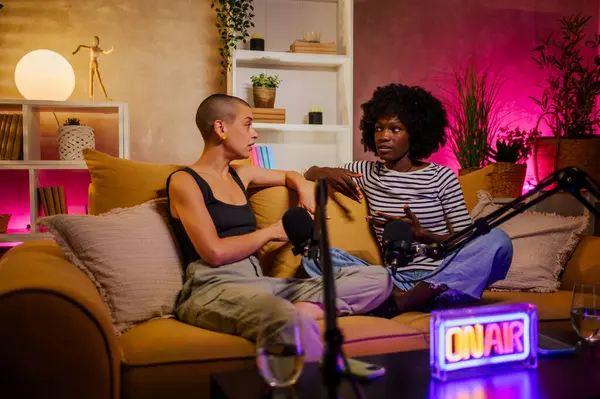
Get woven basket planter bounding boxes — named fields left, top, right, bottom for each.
left=58, top=125, right=95, bottom=160
left=253, top=87, right=276, bottom=108
left=490, top=162, right=527, bottom=198
left=0, top=214, right=10, bottom=234
left=534, top=137, right=600, bottom=183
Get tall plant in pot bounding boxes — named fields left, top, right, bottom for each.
left=487, top=127, right=539, bottom=197
left=444, top=59, right=505, bottom=175
left=250, top=73, right=281, bottom=108
left=58, top=118, right=95, bottom=160
left=531, top=13, right=600, bottom=182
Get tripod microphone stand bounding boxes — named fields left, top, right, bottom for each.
left=314, top=177, right=365, bottom=399
left=424, top=167, right=600, bottom=260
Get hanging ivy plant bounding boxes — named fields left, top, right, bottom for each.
left=211, top=0, right=254, bottom=81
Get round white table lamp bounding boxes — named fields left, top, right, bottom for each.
left=14, top=49, right=75, bottom=101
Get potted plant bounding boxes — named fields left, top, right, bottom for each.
left=487, top=127, right=540, bottom=198
left=531, top=13, right=600, bottom=183
left=250, top=73, right=281, bottom=108
left=212, top=0, right=254, bottom=82
left=57, top=117, right=95, bottom=160
left=444, top=59, right=504, bottom=175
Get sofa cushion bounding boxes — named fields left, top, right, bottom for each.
left=317, top=316, right=428, bottom=357
left=119, top=319, right=255, bottom=365
left=83, top=149, right=183, bottom=215
left=393, top=289, right=576, bottom=334
left=83, top=149, right=252, bottom=215
left=119, top=316, right=425, bottom=366
left=560, top=235, right=600, bottom=290
left=38, top=199, right=184, bottom=336
left=249, top=186, right=383, bottom=278
left=480, top=290, right=575, bottom=320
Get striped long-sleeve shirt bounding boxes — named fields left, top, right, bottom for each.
left=343, top=161, right=473, bottom=271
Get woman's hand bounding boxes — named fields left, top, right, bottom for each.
left=318, top=167, right=363, bottom=203
left=267, top=219, right=290, bottom=242
left=366, top=204, right=426, bottom=241
left=366, top=204, right=451, bottom=244
left=296, top=180, right=316, bottom=215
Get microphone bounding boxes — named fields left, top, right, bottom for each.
left=382, top=220, right=414, bottom=275
left=282, top=207, right=315, bottom=256
left=414, top=242, right=446, bottom=260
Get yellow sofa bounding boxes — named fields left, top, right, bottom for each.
left=1, top=151, right=599, bottom=399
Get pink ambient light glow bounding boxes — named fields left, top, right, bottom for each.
left=0, top=169, right=90, bottom=236
left=0, top=170, right=30, bottom=233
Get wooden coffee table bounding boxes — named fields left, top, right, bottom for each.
left=210, top=322, right=599, bottom=399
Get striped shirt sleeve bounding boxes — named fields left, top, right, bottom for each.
left=341, top=161, right=372, bottom=190
left=437, top=167, right=472, bottom=232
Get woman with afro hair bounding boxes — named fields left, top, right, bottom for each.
left=304, top=83, right=513, bottom=315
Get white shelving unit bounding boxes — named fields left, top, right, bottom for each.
left=235, top=50, right=350, bottom=68
left=0, top=99, right=129, bottom=243
left=227, top=0, right=353, bottom=172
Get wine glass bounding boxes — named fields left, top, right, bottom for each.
left=570, top=283, right=600, bottom=351
left=256, top=312, right=306, bottom=389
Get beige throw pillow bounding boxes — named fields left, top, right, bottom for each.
left=38, top=199, right=184, bottom=336
left=471, top=190, right=589, bottom=293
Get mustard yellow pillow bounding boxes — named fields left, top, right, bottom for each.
left=457, top=164, right=495, bottom=213
left=249, top=186, right=381, bottom=278
left=83, top=149, right=183, bottom=215
left=83, top=149, right=252, bottom=214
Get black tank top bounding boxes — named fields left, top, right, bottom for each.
left=166, top=167, right=257, bottom=264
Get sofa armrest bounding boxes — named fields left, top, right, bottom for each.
left=0, top=241, right=120, bottom=399
left=560, top=235, right=600, bottom=290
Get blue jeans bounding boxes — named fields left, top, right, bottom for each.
left=301, top=228, right=513, bottom=305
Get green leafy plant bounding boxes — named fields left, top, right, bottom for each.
left=250, top=73, right=281, bottom=88
left=212, top=0, right=255, bottom=81
left=487, top=127, right=540, bottom=163
left=444, top=59, right=505, bottom=171
left=531, top=14, right=600, bottom=138
left=64, top=118, right=81, bottom=126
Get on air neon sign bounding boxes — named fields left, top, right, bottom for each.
left=430, top=303, right=538, bottom=381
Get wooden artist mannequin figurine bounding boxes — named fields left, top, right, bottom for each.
left=72, top=36, right=114, bottom=101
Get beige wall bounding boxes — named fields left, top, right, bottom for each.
left=0, top=0, right=222, bottom=164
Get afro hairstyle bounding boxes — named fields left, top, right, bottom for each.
left=359, top=83, right=449, bottom=161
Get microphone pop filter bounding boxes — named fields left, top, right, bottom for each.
left=282, top=207, right=314, bottom=248
left=382, top=220, right=413, bottom=249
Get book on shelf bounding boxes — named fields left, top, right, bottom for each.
left=250, top=144, right=275, bottom=170
left=38, top=186, right=68, bottom=216
left=0, top=113, right=23, bottom=160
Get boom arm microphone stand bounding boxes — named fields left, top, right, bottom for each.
left=315, top=178, right=365, bottom=399
left=425, top=167, right=600, bottom=261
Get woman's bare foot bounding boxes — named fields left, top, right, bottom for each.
left=391, top=283, right=448, bottom=314
left=294, top=302, right=325, bottom=320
